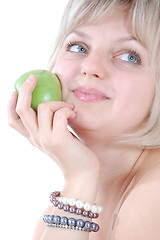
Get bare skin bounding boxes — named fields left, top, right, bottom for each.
left=8, top=5, right=160, bottom=240
left=30, top=149, right=160, bottom=240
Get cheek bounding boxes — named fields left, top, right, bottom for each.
left=52, top=58, right=81, bottom=100
left=112, top=74, right=155, bottom=128
left=53, top=58, right=80, bottom=83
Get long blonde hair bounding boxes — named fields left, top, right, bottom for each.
left=48, top=0, right=160, bottom=149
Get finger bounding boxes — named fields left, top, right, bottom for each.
left=8, top=91, right=30, bottom=137
left=53, top=107, right=76, bottom=138
left=37, top=101, right=74, bottom=132
left=8, top=91, right=19, bottom=121
left=16, top=75, right=38, bottom=134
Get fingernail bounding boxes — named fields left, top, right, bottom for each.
left=10, top=91, right=16, bottom=100
left=70, top=104, right=75, bottom=110
left=12, top=91, right=17, bottom=97
left=26, top=74, right=35, bottom=82
left=68, top=103, right=74, bottom=109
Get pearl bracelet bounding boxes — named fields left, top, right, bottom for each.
left=50, top=191, right=103, bottom=215
left=51, top=198, right=99, bottom=219
left=43, top=214, right=99, bottom=232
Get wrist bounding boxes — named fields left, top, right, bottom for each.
left=50, top=182, right=101, bottom=225
left=62, top=175, right=99, bottom=205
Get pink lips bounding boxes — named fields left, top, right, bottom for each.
left=73, top=87, right=109, bottom=102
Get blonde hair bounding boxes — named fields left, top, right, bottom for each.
left=48, top=0, right=160, bottom=149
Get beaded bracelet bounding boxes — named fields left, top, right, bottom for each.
left=50, top=191, right=103, bottom=218
left=47, top=223, right=91, bottom=232
left=50, top=197, right=99, bottom=219
left=43, top=214, right=99, bottom=232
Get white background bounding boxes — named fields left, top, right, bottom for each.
left=1, top=1, right=68, bottom=239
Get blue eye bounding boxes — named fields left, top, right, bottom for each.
left=115, top=50, right=142, bottom=65
left=71, top=45, right=86, bottom=53
left=66, top=42, right=87, bottom=53
left=118, top=53, right=137, bottom=63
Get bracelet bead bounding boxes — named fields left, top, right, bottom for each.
left=93, top=213, right=99, bottom=218
left=50, top=191, right=61, bottom=198
left=97, top=205, right=103, bottom=214
left=58, top=202, right=64, bottom=210
left=46, top=223, right=92, bottom=232
left=48, top=215, right=54, bottom=223
left=69, top=206, right=76, bottom=213
left=63, top=204, right=70, bottom=211
left=68, top=218, right=77, bottom=227
left=51, top=202, right=99, bottom=219
left=76, top=208, right=82, bottom=215
left=84, top=202, right=92, bottom=211
left=76, top=200, right=84, bottom=209
left=82, top=210, right=89, bottom=217
left=43, top=215, right=99, bottom=232
left=68, top=198, right=76, bottom=207
left=50, top=191, right=103, bottom=217
left=84, top=221, right=92, bottom=230
left=62, top=197, right=69, bottom=205
left=60, top=217, right=68, bottom=225
left=59, top=197, right=63, bottom=203
left=91, top=205, right=98, bottom=214
left=53, top=216, right=61, bottom=224
left=43, top=215, right=48, bottom=223
left=51, top=199, right=99, bottom=219
left=88, top=212, right=94, bottom=218
left=90, top=222, right=99, bottom=232
left=52, top=200, right=59, bottom=207
left=76, top=219, right=85, bottom=228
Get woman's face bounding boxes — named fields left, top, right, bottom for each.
left=53, top=6, right=155, bottom=140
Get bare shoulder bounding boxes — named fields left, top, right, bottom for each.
left=112, top=148, right=160, bottom=240
left=32, top=205, right=54, bottom=240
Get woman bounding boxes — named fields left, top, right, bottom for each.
left=8, top=0, right=160, bottom=239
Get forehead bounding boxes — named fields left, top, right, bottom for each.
left=66, top=7, right=135, bottom=44
left=64, top=6, right=147, bottom=56
left=67, top=5, right=132, bottom=38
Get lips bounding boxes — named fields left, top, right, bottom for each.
left=73, top=87, right=109, bottom=102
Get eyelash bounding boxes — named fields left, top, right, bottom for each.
left=66, top=41, right=142, bottom=65
left=66, top=41, right=87, bottom=52
left=115, top=49, right=142, bottom=65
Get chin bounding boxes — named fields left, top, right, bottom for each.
left=68, top=113, right=97, bottom=131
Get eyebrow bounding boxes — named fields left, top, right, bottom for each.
left=69, top=30, right=138, bottom=43
left=114, top=36, right=138, bottom=43
left=70, top=30, right=92, bottom=39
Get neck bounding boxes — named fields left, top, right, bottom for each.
left=82, top=137, right=145, bottom=189
left=86, top=141, right=148, bottom=221
left=71, top=127, right=148, bottom=199
left=72, top=130, right=150, bottom=237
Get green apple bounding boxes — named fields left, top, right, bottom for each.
left=14, top=69, right=62, bottom=112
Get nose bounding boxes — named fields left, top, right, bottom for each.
left=81, top=52, right=106, bottom=80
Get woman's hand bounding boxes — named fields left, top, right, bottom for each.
left=8, top=75, right=100, bottom=181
